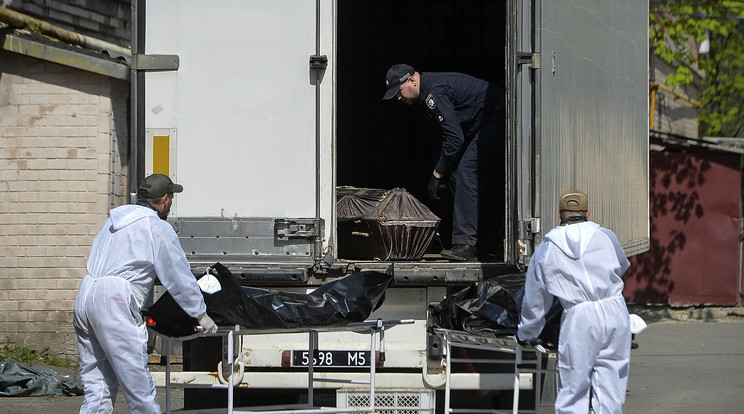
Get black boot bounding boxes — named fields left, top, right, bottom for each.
left=440, top=244, right=477, bottom=261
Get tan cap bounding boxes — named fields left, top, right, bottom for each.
left=559, top=189, right=588, bottom=212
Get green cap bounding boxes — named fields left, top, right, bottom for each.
left=138, top=174, right=183, bottom=198
left=559, top=189, right=588, bottom=212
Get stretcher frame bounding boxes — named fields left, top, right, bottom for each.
left=150, top=318, right=414, bottom=414
left=432, top=328, right=556, bottom=414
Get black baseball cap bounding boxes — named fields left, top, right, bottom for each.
left=383, top=64, right=415, bottom=100
left=138, top=174, right=183, bottom=198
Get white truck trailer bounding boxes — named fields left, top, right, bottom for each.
left=131, top=0, right=649, bottom=411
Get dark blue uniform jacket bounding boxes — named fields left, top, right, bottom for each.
left=419, top=72, right=504, bottom=175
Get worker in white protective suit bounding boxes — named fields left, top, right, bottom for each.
left=518, top=189, right=631, bottom=414
left=73, top=173, right=218, bottom=414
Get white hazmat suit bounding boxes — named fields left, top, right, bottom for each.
left=73, top=204, right=209, bottom=413
left=518, top=220, right=631, bottom=414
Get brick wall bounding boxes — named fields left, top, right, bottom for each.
left=0, top=50, right=128, bottom=357
left=4, top=0, right=131, bottom=48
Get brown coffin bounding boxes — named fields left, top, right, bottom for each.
left=337, top=187, right=440, bottom=260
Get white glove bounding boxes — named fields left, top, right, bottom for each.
left=198, top=314, right=218, bottom=334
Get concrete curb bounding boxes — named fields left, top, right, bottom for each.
left=627, top=305, right=744, bottom=323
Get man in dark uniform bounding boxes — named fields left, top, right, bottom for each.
left=383, top=63, right=505, bottom=261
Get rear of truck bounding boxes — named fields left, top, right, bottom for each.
left=133, top=0, right=649, bottom=411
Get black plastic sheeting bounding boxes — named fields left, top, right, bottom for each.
left=0, top=358, right=83, bottom=397
left=144, top=263, right=394, bottom=337
left=429, top=277, right=563, bottom=347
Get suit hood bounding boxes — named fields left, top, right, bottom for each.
left=544, top=221, right=600, bottom=259
left=109, top=204, right=156, bottom=231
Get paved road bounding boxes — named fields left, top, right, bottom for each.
left=4, top=318, right=744, bottom=413
left=624, top=319, right=744, bottom=413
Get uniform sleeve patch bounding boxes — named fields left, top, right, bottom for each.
left=425, top=93, right=436, bottom=109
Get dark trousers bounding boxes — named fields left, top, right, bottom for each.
left=449, top=115, right=504, bottom=247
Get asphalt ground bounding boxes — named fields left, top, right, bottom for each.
left=623, top=317, right=744, bottom=413
left=3, top=307, right=744, bottom=413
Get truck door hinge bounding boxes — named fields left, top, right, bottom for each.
left=516, top=51, right=541, bottom=69
left=309, top=55, right=328, bottom=70
left=519, top=217, right=541, bottom=239
left=275, top=218, right=323, bottom=240
left=133, top=54, right=180, bottom=71
left=518, top=217, right=541, bottom=267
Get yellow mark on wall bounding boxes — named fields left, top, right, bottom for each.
left=153, top=135, right=170, bottom=175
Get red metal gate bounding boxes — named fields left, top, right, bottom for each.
left=624, top=146, right=742, bottom=306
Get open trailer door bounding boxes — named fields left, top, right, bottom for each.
left=523, top=0, right=650, bottom=260
left=134, top=0, right=334, bottom=275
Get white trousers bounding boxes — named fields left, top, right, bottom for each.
left=556, top=296, right=631, bottom=414
left=73, top=276, right=160, bottom=414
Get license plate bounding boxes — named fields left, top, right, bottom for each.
left=291, top=350, right=371, bottom=368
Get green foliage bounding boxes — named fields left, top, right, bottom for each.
left=651, top=1, right=744, bottom=137
left=0, top=338, right=79, bottom=371
left=665, top=65, right=694, bottom=85
left=699, top=20, right=744, bottom=136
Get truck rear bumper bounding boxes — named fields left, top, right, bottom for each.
left=152, top=370, right=534, bottom=390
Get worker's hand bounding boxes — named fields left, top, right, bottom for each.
left=198, top=314, right=218, bottom=334
left=427, top=175, right=441, bottom=201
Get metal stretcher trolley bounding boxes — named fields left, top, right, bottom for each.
left=432, top=328, right=557, bottom=414
left=150, top=318, right=414, bottom=414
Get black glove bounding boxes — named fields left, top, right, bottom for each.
left=427, top=175, right=441, bottom=201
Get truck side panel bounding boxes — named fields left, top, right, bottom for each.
left=144, top=0, right=334, bottom=224
left=535, top=0, right=649, bottom=254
